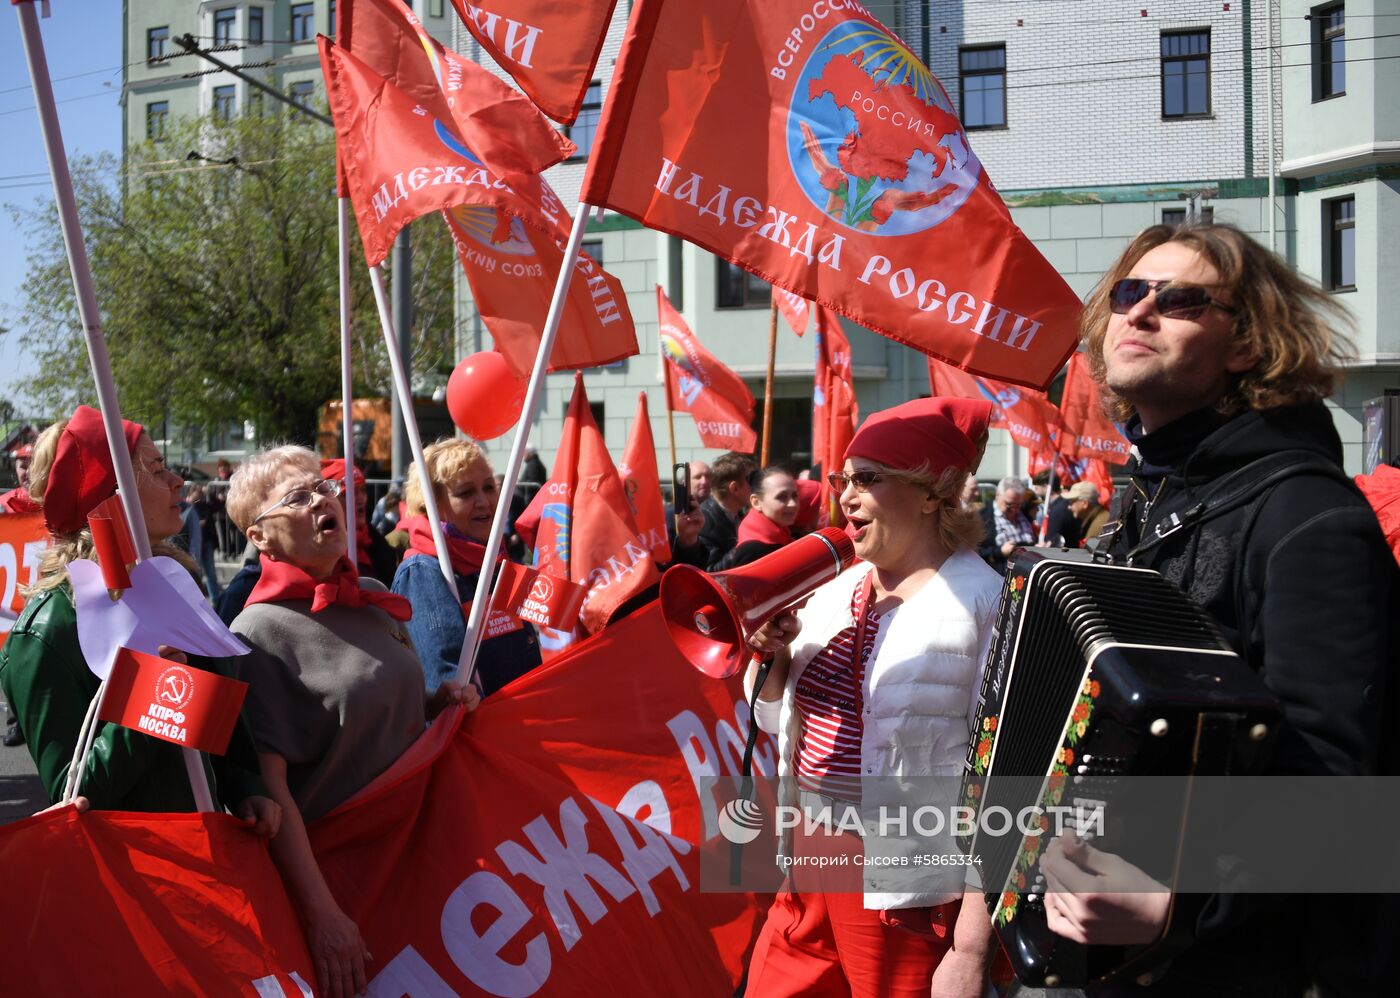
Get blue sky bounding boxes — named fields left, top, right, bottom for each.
left=0, top=2, right=123, bottom=415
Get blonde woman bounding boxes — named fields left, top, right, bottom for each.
left=0, top=406, right=276, bottom=825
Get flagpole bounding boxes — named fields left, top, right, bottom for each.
left=1038, top=450, right=1059, bottom=545
left=661, top=346, right=678, bottom=473
left=368, top=264, right=459, bottom=598
left=760, top=300, right=778, bottom=466
left=454, top=203, right=593, bottom=689
left=16, top=0, right=214, bottom=812
left=338, top=196, right=357, bottom=567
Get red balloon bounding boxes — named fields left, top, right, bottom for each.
left=446, top=352, right=526, bottom=440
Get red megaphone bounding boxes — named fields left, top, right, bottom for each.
left=660, top=527, right=856, bottom=679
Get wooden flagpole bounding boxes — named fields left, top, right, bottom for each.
left=661, top=341, right=678, bottom=473
left=760, top=299, right=778, bottom=465
left=338, top=197, right=358, bottom=567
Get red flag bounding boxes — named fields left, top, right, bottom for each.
left=775, top=287, right=810, bottom=336
left=442, top=200, right=638, bottom=377
left=814, top=308, right=857, bottom=518
left=581, top=0, right=1081, bottom=390
left=619, top=392, right=672, bottom=565
left=1059, top=353, right=1132, bottom=465
left=448, top=0, right=618, bottom=124
left=0, top=512, right=48, bottom=651
left=517, top=374, right=659, bottom=645
left=96, top=649, right=249, bottom=755
left=320, top=36, right=531, bottom=266
left=657, top=287, right=758, bottom=452
left=339, top=0, right=575, bottom=180
left=927, top=356, right=1061, bottom=455
left=490, top=560, right=589, bottom=630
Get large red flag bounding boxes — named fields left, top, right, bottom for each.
left=0, top=511, right=48, bottom=651
left=448, top=0, right=618, bottom=124
left=517, top=375, right=659, bottom=646
left=581, top=0, right=1082, bottom=390
left=657, top=287, right=758, bottom=452
left=339, top=0, right=575, bottom=179
left=442, top=198, right=639, bottom=376
left=813, top=307, right=856, bottom=488
left=927, top=356, right=1061, bottom=455
left=619, top=392, right=672, bottom=565
left=1058, top=352, right=1132, bottom=465
left=321, top=36, right=530, bottom=266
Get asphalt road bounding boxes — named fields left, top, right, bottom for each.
left=0, top=726, right=45, bottom=825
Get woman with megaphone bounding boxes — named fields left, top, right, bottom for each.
left=743, top=397, right=1003, bottom=998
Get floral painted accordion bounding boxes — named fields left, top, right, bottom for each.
left=959, top=548, right=1280, bottom=988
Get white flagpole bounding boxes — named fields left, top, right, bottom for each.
left=338, top=197, right=358, bottom=566
left=367, top=264, right=459, bottom=598
left=453, top=203, right=593, bottom=689
left=16, top=0, right=214, bottom=812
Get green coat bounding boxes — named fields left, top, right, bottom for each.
left=0, top=585, right=266, bottom=812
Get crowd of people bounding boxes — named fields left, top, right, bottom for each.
left=0, top=222, right=1394, bottom=997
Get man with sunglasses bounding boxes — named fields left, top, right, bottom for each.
left=1034, top=223, right=1397, bottom=997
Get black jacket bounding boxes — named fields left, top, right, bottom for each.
left=1093, top=402, right=1397, bottom=997
left=698, top=496, right=742, bottom=570
left=1043, top=496, right=1082, bottom=549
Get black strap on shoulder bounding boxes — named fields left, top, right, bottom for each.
left=1123, top=449, right=1353, bottom=565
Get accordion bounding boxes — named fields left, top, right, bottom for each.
left=960, top=549, right=1280, bottom=988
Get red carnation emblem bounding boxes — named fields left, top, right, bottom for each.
left=819, top=168, right=845, bottom=192
left=986, top=716, right=998, bottom=732
left=1089, top=680, right=1102, bottom=698
left=1062, top=747, right=1074, bottom=766
left=1072, top=702, right=1090, bottom=724
left=977, top=737, right=992, bottom=759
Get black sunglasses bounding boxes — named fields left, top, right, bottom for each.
left=1109, top=278, right=1237, bottom=320
left=826, top=470, right=885, bottom=493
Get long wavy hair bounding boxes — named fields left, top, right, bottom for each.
left=1081, top=223, right=1355, bottom=422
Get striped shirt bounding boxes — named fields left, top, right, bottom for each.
left=793, top=581, right=880, bottom=803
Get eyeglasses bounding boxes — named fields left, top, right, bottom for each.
left=1109, top=278, right=1237, bottom=320
left=826, top=470, right=885, bottom=494
left=251, top=478, right=342, bottom=525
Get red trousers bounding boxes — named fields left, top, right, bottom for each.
left=746, top=887, right=958, bottom=998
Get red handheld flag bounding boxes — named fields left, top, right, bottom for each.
left=1059, top=352, right=1132, bottom=465
left=448, top=0, right=619, bottom=124
left=927, top=356, right=1062, bottom=455
left=775, top=287, right=810, bottom=336
left=619, top=392, right=673, bottom=565
left=97, top=649, right=249, bottom=755
left=581, top=0, right=1082, bottom=389
left=814, top=308, right=857, bottom=517
left=442, top=202, right=638, bottom=377
left=657, top=287, right=758, bottom=452
left=339, top=0, right=575, bottom=179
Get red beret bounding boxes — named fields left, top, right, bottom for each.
left=320, top=458, right=365, bottom=487
left=43, top=405, right=144, bottom=535
left=844, top=397, right=991, bottom=475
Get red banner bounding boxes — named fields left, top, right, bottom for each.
left=581, top=0, right=1082, bottom=389
left=96, top=648, right=250, bottom=755
left=1058, top=352, right=1132, bottom=465
left=442, top=201, right=638, bottom=378
left=619, top=392, right=673, bottom=565
left=927, top=356, right=1062, bottom=455
left=0, top=605, right=772, bottom=995
left=448, top=0, right=619, bottom=124
left=775, top=287, right=810, bottom=336
left=657, top=287, right=758, bottom=452
left=340, top=0, right=575, bottom=180
left=0, top=511, right=48, bottom=650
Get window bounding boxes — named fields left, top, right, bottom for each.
left=1161, top=30, right=1211, bottom=118
left=291, top=3, right=314, bottom=42
left=567, top=82, right=603, bottom=160
left=289, top=80, right=316, bottom=118
left=716, top=258, right=771, bottom=309
left=329, top=0, right=336, bottom=37
left=431, top=0, right=445, bottom=16
left=212, top=85, right=236, bottom=122
left=581, top=239, right=604, bottom=266
left=248, top=7, right=264, bottom=45
left=959, top=45, right=1006, bottom=129
left=248, top=90, right=264, bottom=117
left=1162, top=206, right=1214, bottom=225
left=588, top=402, right=605, bottom=429
left=147, top=26, right=169, bottom=62
left=146, top=101, right=169, bottom=141
left=1313, top=4, right=1345, bottom=100
left=212, top=7, right=236, bottom=46
left=1326, top=196, right=1355, bottom=290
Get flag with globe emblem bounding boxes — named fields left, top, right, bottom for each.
left=582, top=0, right=1083, bottom=390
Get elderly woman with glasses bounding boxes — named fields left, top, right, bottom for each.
left=742, top=397, right=1003, bottom=998
left=226, top=445, right=477, bottom=998
left=0, top=406, right=276, bottom=825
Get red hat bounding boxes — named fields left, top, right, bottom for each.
left=13, top=444, right=33, bottom=460
left=320, top=458, right=365, bottom=488
left=844, top=397, right=991, bottom=475
left=43, top=405, right=144, bottom=535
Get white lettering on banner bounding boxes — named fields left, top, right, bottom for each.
left=458, top=3, right=544, bottom=69
left=695, top=419, right=746, bottom=440
left=0, top=539, right=44, bottom=634
left=249, top=971, right=314, bottom=998
left=136, top=714, right=188, bottom=743
left=573, top=254, right=623, bottom=326
left=856, top=255, right=1042, bottom=351
left=441, top=871, right=551, bottom=997
left=363, top=947, right=454, bottom=997
left=370, top=168, right=511, bottom=222
left=769, top=0, right=872, bottom=79
left=583, top=541, right=651, bottom=599
left=587, top=797, right=691, bottom=918
left=666, top=699, right=769, bottom=841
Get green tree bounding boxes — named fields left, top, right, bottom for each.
left=12, top=107, right=456, bottom=444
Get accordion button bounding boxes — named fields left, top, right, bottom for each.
left=1150, top=718, right=1170, bottom=737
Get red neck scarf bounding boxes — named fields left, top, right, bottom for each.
left=403, top=514, right=495, bottom=578
left=737, top=508, right=795, bottom=547
left=353, top=520, right=372, bottom=569
left=246, top=554, right=412, bottom=621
